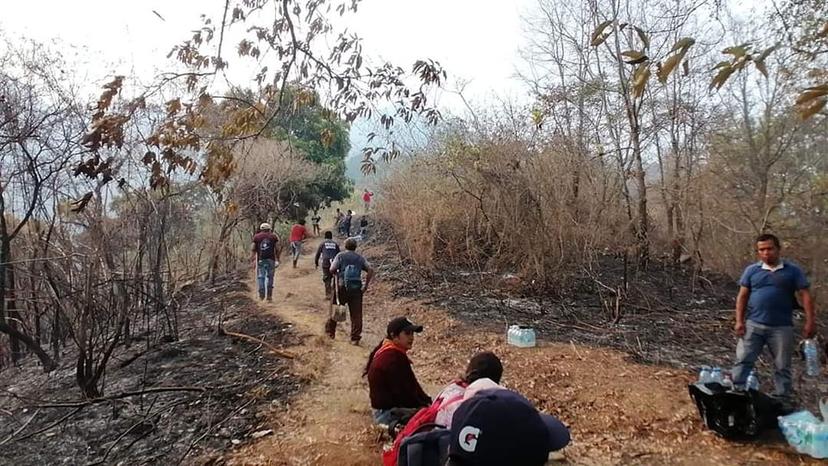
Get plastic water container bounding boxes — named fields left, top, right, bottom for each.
left=710, top=367, right=723, bottom=384
left=780, top=410, right=828, bottom=458
left=507, top=325, right=519, bottom=346
left=805, top=339, right=820, bottom=377
left=519, top=326, right=536, bottom=348
left=746, top=370, right=760, bottom=391
left=507, top=325, right=536, bottom=348
left=698, top=366, right=711, bottom=383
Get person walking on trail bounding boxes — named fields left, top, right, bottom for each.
left=341, top=210, right=353, bottom=237
left=362, top=189, right=374, bottom=212
left=358, top=215, right=369, bottom=238
left=364, top=317, right=431, bottom=427
left=251, top=223, right=281, bottom=301
left=732, top=233, right=815, bottom=404
left=289, top=219, right=310, bottom=268
left=311, top=211, right=322, bottom=235
left=325, top=238, right=374, bottom=343
left=314, top=231, right=341, bottom=297
left=334, top=208, right=344, bottom=235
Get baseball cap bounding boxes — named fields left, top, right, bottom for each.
left=260, top=222, right=272, bottom=230
left=449, top=389, right=570, bottom=466
left=386, top=317, right=424, bottom=337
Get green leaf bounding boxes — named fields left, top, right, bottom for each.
left=657, top=53, right=683, bottom=83
left=722, top=44, right=750, bottom=57
left=670, top=37, right=695, bottom=53
left=621, top=50, right=648, bottom=65
left=710, top=64, right=735, bottom=90
left=591, top=20, right=614, bottom=46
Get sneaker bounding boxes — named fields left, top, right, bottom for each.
left=266, top=296, right=273, bottom=302
left=349, top=340, right=360, bottom=346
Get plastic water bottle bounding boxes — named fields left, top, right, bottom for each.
left=507, top=325, right=519, bottom=346
left=746, top=370, right=760, bottom=391
left=699, top=366, right=712, bottom=383
left=805, top=339, right=820, bottom=377
left=522, top=327, right=536, bottom=348
left=710, top=367, right=723, bottom=384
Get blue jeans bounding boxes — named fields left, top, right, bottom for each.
left=257, top=259, right=276, bottom=298
left=732, top=320, right=794, bottom=398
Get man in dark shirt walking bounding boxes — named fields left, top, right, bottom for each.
left=732, top=233, right=816, bottom=402
left=325, top=238, right=374, bottom=344
left=314, top=231, right=341, bottom=297
left=251, top=223, right=281, bottom=301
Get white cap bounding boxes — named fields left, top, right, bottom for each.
left=260, top=223, right=272, bottom=230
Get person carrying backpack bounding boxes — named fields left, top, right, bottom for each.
left=251, top=223, right=281, bottom=301
left=383, top=352, right=504, bottom=466
left=444, top=389, right=570, bottom=466
left=314, top=231, right=341, bottom=297
left=325, top=238, right=374, bottom=344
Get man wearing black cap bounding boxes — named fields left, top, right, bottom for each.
left=447, top=389, right=570, bottom=466
left=364, top=317, right=432, bottom=427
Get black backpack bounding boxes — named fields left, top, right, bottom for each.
left=688, top=382, right=783, bottom=440
left=398, top=424, right=450, bottom=466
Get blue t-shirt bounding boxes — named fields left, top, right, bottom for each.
left=739, top=261, right=809, bottom=326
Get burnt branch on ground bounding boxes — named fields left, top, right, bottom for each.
left=0, top=272, right=303, bottom=465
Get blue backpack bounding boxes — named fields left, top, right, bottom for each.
left=343, top=264, right=363, bottom=291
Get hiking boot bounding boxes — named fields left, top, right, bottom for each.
left=292, top=259, right=298, bottom=268
left=266, top=296, right=273, bottom=302
left=349, top=340, right=360, bottom=346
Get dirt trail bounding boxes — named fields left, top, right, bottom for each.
left=232, top=237, right=386, bottom=465
left=231, top=239, right=819, bottom=466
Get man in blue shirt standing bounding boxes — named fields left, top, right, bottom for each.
left=732, top=233, right=816, bottom=402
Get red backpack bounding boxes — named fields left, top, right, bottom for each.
left=382, top=385, right=466, bottom=466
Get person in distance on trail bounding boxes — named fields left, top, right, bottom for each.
left=251, top=223, right=281, bottom=301
left=446, top=388, right=570, bottom=466
left=325, top=238, right=374, bottom=344
left=314, top=231, right=341, bottom=298
left=334, top=208, right=344, bottom=235
left=289, top=219, right=310, bottom=268
left=363, top=188, right=374, bottom=213
left=342, top=209, right=353, bottom=237
left=359, top=215, right=369, bottom=238
left=364, top=317, right=431, bottom=426
left=732, top=233, right=815, bottom=404
left=311, top=211, right=322, bottom=235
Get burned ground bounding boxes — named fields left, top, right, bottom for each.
left=0, top=273, right=302, bottom=466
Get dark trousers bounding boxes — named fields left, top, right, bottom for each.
left=325, top=287, right=363, bottom=342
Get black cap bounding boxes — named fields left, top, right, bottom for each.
left=386, top=317, right=424, bottom=337
left=449, top=389, right=570, bottom=466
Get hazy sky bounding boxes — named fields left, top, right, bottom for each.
left=1, top=0, right=535, bottom=103
left=0, top=0, right=767, bottom=164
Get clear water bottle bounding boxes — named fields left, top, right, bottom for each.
left=699, top=366, right=712, bottom=383
left=746, top=370, right=760, bottom=391
left=805, top=339, right=820, bottom=377
left=522, top=327, right=536, bottom=348
left=507, top=325, right=519, bottom=346
left=710, top=367, right=723, bottom=384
